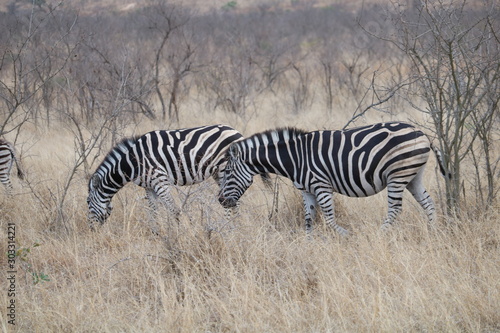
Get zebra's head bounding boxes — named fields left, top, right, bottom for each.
left=218, top=144, right=255, bottom=208
left=87, top=173, right=113, bottom=227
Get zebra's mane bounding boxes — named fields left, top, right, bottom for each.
left=96, top=136, right=139, bottom=171
left=113, top=136, right=139, bottom=153
left=242, top=127, right=308, bottom=145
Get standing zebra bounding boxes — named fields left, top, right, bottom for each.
left=0, top=138, right=24, bottom=193
left=87, top=125, right=245, bottom=228
left=218, top=122, right=449, bottom=236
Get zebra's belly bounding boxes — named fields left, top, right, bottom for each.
left=133, top=170, right=209, bottom=188
left=330, top=177, right=386, bottom=198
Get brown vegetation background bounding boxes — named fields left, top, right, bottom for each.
left=1, top=0, right=499, bottom=332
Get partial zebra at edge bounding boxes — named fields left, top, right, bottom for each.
left=0, top=138, right=24, bottom=193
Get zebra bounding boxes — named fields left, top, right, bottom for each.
left=0, top=138, right=24, bottom=193
left=87, top=124, right=246, bottom=229
left=218, top=122, right=449, bottom=236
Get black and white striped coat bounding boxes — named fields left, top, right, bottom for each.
left=0, top=139, right=24, bottom=193
left=218, top=122, right=448, bottom=235
left=87, top=124, right=244, bottom=226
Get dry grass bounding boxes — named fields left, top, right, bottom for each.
left=1, top=99, right=500, bottom=333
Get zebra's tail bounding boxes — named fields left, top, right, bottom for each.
left=431, top=144, right=451, bottom=179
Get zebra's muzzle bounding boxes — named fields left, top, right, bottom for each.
left=218, top=194, right=237, bottom=208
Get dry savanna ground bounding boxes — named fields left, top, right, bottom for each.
left=1, top=98, right=499, bottom=333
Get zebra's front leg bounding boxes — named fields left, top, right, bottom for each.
left=302, top=191, right=317, bottom=234
left=154, top=184, right=181, bottom=222
left=315, top=190, right=348, bottom=237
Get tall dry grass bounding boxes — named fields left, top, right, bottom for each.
left=1, top=100, right=499, bottom=333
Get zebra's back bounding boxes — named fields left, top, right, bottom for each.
left=131, top=125, right=243, bottom=186
left=305, top=122, right=431, bottom=197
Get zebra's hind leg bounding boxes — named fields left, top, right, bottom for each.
left=380, top=181, right=406, bottom=231
left=314, top=190, right=348, bottom=237
left=145, top=188, right=160, bottom=235
left=406, top=168, right=436, bottom=226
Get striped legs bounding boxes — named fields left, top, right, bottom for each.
left=145, top=188, right=160, bottom=234
left=381, top=168, right=436, bottom=231
left=304, top=189, right=349, bottom=237
left=381, top=181, right=405, bottom=230
left=406, top=169, right=436, bottom=225
left=155, top=185, right=181, bottom=220
left=148, top=172, right=181, bottom=220
left=302, top=191, right=317, bottom=234
left=145, top=183, right=181, bottom=234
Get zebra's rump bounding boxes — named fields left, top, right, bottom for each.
left=310, top=122, right=431, bottom=197
left=0, top=139, right=23, bottom=186
left=0, top=140, right=14, bottom=171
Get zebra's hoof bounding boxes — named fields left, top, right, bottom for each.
left=380, top=223, right=392, bottom=232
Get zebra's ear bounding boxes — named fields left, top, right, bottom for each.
left=229, top=144, right=240, bottom=159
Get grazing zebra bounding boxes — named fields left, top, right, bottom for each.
left=87, top=124, right=246, bottom=228
left=0, top=138, right=24, bottom=193
left=218, top=122, right=449, bottom=236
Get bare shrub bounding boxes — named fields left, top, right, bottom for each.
left=0, top=2, right=76, bottom=134
left=376, top=0, right=500, bottom=215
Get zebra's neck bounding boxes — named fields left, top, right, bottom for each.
left=241, top=129, right=304, bottom=179
left=96, top=138, right=137, bottom=192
